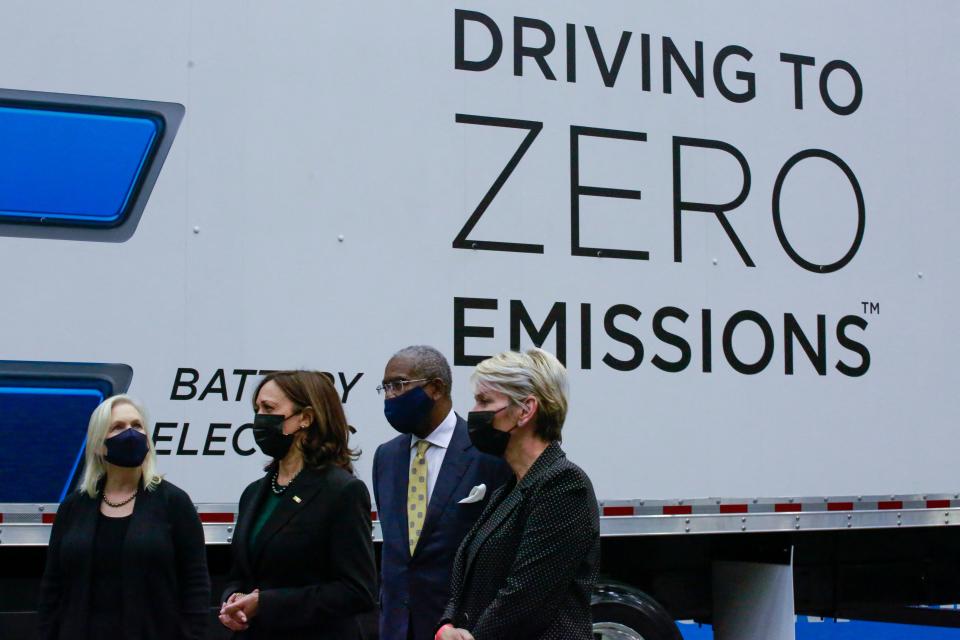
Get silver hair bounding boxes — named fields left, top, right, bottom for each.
left=392, top=345, right=453, bottom=397
left=471, top=348, right=568, bottom=442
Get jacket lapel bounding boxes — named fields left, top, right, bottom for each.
left=121, top=482, right=152, bottom=637
left=388, top=435, right=413, bottom=559
left=69, top=490, right=100, bottom=632
left=250, top=467, right=328, bottom=567
left=233, top=476, right=270, bottom=578
left=461, top=481, right=522, bottom=580
left=460, top=443, right=564, bottom=579
left=414, top=418, right=473, bottom=554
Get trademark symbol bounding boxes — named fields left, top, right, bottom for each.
left=860, top=301, right=880, bottom=315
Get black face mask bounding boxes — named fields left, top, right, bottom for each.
left=104, top=428, right=149, bottom=468
left=252, top=413, right=299, bottom=459
left=467, top=405, right=516, bottom=457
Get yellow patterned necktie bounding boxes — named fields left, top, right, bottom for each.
left=408, top=439, right=431, bottom=554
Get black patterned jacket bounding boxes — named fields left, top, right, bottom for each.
left=440, top=442, right=600, bottom=640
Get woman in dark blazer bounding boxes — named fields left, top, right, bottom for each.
left=437, top=349, right=601, bottom=640
left=37, top=395, right=210, bottom=640
left=219, top=370, right=376, bottom=639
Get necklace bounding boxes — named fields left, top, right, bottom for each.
left=102, top=491, right=137, bottom=508
left=271, top=469, right=301, bottom=495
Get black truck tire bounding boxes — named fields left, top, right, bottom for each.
left=592, top=589, right=684, bottom=640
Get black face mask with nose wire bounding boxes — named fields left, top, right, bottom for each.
left=467, top=405, right=516, bottom=457
left=252, top=412, right=300, bottom=459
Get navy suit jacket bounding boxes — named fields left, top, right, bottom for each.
left=372, top=415, right=512, bottom=640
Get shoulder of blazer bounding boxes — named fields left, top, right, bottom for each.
left=149, top=478, right=197, bottom=513
left=312, top=464, right=364, bottom=493
left=56, top=488, right=91, bottom=522
left=518, top=445, right=589, bottom=495
left=376, top=432, right=411, bottom=458
left=238, top=475, right=267, bottom=509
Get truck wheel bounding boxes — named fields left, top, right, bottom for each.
left=592, top=585, right=683, bottom=640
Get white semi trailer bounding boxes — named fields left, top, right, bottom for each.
left=1, top=2, right=959, bottom=639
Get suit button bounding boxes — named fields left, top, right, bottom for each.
left=402, top=599, right=409, bottom=607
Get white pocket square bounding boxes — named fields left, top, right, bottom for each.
left=458, top=484, right=486, bottom=504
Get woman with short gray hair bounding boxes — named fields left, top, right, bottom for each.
left=436, top=348, right=600, bottom=640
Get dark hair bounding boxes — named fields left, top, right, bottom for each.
left=252, top=370, right=359, bottom=473
left=391, top=345, right=453, bottom=397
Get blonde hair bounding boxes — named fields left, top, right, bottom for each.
left=79, top=394, right=162, bottom=497
left=471, top=348, right=569, bottom=442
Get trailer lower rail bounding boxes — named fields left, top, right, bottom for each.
left=2, top=493, right=958, bottom=545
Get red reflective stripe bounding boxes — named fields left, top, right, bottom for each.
left=878, top=501, right=903, bottom=510
left=199, top=512, right=234, bottom=523
left=371, top=511, right=378, bottom=521
left=775, top=503, right=801, bottom=512
left=0, top=513, right=3, bottom=523
left=663, top=505, right=692, bottom=515
left=719, top=504, right=748, bottom=514
left=42, top=513, right=56, bottom=524
left=827, top=502, right=854, bottom=511
left=927, top=499, right=951, bottom=509
left=603, top=506, right=635, bottom=517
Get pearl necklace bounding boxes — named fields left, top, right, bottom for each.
left=271, top=469, right=301, bottom=495
left=102, top=491, right=137, bottom=507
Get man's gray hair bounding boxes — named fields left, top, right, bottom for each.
left=392, top=345, right=453, bottom=397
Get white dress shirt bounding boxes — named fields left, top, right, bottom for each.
left=410, top=408, right=456, bottom=505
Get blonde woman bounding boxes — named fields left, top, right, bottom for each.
left=437, top=349, right=600, bottom=640
left=38, top=394, right=210, bottom=640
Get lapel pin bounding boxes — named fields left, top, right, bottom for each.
left=293, top=495, right=302, bottom=503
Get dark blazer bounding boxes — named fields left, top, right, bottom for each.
left=441, top=442, right=600, bottom=640
left=37, top=479, right=210, bottom=640
left=221, top=464, right=377, bottom=640
left=372, top=416, right=511, bottom=640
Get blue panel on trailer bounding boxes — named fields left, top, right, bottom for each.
left=0, top=105, right=159, bottom=224
left=679, top=618, right=960, bottom=639
left=0, top=386, right=103, bottom=502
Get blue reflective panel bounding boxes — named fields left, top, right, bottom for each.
left=0, top=106, right=159, bottom=224
left=0, top=386, right=103, bottom=502
left=679, top=618, right=960, bottom=639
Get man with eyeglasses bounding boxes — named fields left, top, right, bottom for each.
left=372, top=345, right=511, bottom=640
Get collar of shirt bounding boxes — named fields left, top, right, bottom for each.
left=411, top=408, right=456, bottom=452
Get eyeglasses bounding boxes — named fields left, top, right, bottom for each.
left=376, top=378, right=429, bottom=397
